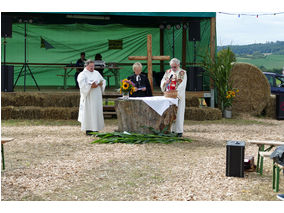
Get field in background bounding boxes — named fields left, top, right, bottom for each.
left=237, top=54, right=284, bottom=70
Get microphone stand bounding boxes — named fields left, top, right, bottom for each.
left=13, top=21, right=40, bottom=91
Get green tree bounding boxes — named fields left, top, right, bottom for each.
left=217, top=48, right=236, bottom=63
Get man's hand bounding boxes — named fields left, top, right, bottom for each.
left=91, top=82, right=98, bottom=88
left=98, top=80, right=103, bottom=86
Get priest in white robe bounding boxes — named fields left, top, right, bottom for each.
left=160, top=58, right=187, bottom=137
left=77, top=59, right=106, bottom=135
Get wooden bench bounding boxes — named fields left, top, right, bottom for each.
left=247, top=140, right=284, bottom=175
left=1, top=137, right=14, bottom=170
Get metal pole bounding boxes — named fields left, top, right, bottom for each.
left=172, top=27, right=175, bottom=58
left=24, top=21, right=27, bottom=92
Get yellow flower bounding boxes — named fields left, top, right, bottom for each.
left=226, top=95, right=231, bottom=99
left=122, top=82, right=129, bottom=90
left=236, top=89, right=239, bottom=93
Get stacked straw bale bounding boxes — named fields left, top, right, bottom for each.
left=2, top=92, right=221, bottom=120
left=186, top=96, right=200, bottom=107
left=1, top=106, right=78, bottom=120
left=1, top=92, right=80, bottom=120
left=1, top=92, right=80, bottom=107
left=229, top=63, right=271, bottom=116
left=185, top=107, right=222, bottom=121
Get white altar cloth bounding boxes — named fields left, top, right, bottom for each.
left=128, top=96, right=178, bottom=116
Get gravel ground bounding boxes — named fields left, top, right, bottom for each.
left=1, top=116, right=284, bottom=201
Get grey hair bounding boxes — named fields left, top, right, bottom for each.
left=85, top=59, right=94, bottom=67
left=132, top=62, right=142, bottom=71
left=169, top=58, right=180, bottom=66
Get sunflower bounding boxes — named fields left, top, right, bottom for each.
left=122, top=82, right=129, bottom=90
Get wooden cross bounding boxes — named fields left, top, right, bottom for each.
left=128, top=34, right=170, bottom=92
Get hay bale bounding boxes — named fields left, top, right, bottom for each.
left=186, top=96, right=200, bottom=107
left=229, top=63, right=271, bottom=115
left=1, top=106, right=79, bottom=120
left=185, top=107, right=222, bottom=121
left=1, top=92, right=80, bottom=107
left=263, top=95, right=276, bottom=118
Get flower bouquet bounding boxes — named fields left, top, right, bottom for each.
left=224, top=88, right=239, bottom=110
left=119, top=79, right=135, bottom=99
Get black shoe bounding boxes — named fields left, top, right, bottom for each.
left=177, top=133, right=183, bottom=137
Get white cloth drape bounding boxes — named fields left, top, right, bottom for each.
left=128, top=96, right=178, bottom=116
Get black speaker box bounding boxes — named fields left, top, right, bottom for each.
left=1, top=65, right=14, bottom=92
left=1, top=15, right=12, bottom=38
left=186, top=66, right=204, bottom=91
left=276, top=94, right=284, bottom=120
left=226, top=141, right=245, bottom=177
left=188, top=21, right=200, bottom=41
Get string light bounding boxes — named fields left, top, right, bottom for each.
left=218, top=12, right=284, bottom=17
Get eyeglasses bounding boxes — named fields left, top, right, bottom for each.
left=171, top=66, right=177, bottom=68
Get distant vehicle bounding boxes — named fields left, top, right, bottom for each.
left=263, top=72, right=284, bottom=94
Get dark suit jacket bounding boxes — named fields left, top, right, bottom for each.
left=127, top=73, right=152, bottom=97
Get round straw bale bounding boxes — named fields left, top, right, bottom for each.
left=229, top=63, right=271, bottom=115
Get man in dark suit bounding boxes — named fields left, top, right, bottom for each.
left=127, top=62, right=152, bottom=97
left=75, top=52, right=86, bottom=89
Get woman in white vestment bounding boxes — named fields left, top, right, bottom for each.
left=77, top=59, right=106, bottom=135
left=160, top=58, right=187, bottom=137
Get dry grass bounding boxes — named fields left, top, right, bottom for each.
left=1, top=117, right=284, bottom=201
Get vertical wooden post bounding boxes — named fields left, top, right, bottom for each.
left=210, top=17, right=216, bottom=108
left=182, top=25, right=187, bottom=70
left=147, top=34, right=154, bottom=92
left=160, top=28, right=164, bottom=73
left=210, top=17, right=216, bottom=89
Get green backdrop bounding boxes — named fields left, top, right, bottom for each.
left=1, top=20, right=212, bottom=88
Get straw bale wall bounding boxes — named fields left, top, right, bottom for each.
left=2, top=92, right=220, bottom=120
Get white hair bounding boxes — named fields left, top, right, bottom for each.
left=169, top=58, right=180, bottom=66
left=85, top=59, right=94, bottom=67
left=132, top=62, right=142, bottom=71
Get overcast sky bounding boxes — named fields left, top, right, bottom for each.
left=2, top=0, right=284, bottom=47
left=216, top=12, right=284, bottom=46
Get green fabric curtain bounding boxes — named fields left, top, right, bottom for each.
left=1, top=20, right=212, bottom=88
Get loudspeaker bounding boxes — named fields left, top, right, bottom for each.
left=186, top=66, right=204, bottom=91
left=188, top=21, right=200, bottom=41
left=226, top=141, right=245, bottom=177
left=276, top=94, right=284, bottom=120
left=1, top=15, right=12, bottom=38
left=1, top=65, right=14, bottom=92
